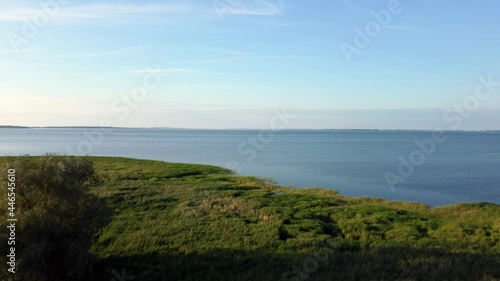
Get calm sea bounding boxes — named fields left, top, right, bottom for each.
left=1, top=128, right=499, bottom=206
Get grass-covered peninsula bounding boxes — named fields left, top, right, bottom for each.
left=1, top=156, right=499, bottom=281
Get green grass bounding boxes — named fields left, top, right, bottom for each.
left=2, top=156, right=500, bottom=280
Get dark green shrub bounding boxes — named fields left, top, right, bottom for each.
left=0, top=155, right=109, bottom=281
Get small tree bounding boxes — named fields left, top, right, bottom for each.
left=0, top=155, right=109, bottom=281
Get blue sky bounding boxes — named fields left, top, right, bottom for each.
left=0, top=0, right=499, bottom=129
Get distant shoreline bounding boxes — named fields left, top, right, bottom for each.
left=1, top=125, right=499, bottom=133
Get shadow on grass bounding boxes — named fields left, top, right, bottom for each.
left=94, top=246, right=500, bottom=281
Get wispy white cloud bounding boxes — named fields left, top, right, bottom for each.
left=0, top=1, right=284, bottom=23
left=7, top=95, right=107, bottom=104
left=48, top=46, right=140, bottom=58
left=265, top=21, right=322, bottom=27
left=182, top=57, right=248, bottom=64
left=179, top=53, right=313, bottom=65
left=219, top=0, right=284, bottom=16
left=266, top=54, right=318, bottom=60
left=138, top=102, right=268, bottom=111
left=0, top=48, right=38, bottom=54
left=339, top=0, right=362, bottom=11
left=209, top=47, right=253, bottom=57
left=0, top=3, right=195, bottom=22
left=164, top=84, right=240, bottom=90
left=60, top=4, right=195, bottom=19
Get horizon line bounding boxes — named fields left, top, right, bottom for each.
left=1, top=125, right=499, bottom=132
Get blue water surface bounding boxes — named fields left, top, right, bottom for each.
left=1, top=128, right=499, bottom=206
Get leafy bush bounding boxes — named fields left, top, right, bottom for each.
left=0, top=155, right=109, bottom=281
